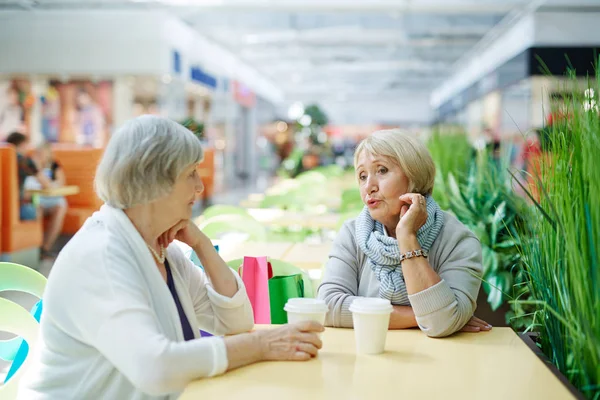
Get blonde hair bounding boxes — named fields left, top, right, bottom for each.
left=354, top=129, right=436, bottom=195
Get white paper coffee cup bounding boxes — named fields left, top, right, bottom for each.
left=284, top=298, right=329, bottom=326
left=349, top=298, right=393, bottom=355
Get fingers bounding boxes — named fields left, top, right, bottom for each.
left=400, top=204, right=409, bottom=218
left=468, top=317, right=493, bottom=330
left=159, top=232, right=169, bottom=249
left=295, top=342, right=319, bottom=358
left=296, top=332, right=323, bottom=349
left=290, top=351, right=312, bottom=361
left=295, top=320, right=325, bottom=333
left=461, top=316, right=493, bottom=333
left=161, top=220, right=188, bottom=247
left=460, top=325, right=482, bottom=333
left=399, top=193, right=424, bottom=204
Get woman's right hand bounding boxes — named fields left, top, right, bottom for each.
left=256, top=321, right=324, bottom=361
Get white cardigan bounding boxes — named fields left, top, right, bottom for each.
left=19, top=205, right=254, bottom=399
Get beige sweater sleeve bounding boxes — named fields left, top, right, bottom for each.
left=408, top=230, right=483, bottom=338
left=317, top=222, right=361, bottom=328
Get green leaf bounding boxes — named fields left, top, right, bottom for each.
left=494, top=239, right=518, bottom=249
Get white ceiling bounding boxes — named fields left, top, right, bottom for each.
left=3, top=0, right=600, bottom=123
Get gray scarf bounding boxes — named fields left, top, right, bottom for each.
left=355, top=196, right=445, bottom=305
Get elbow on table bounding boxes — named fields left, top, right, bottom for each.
left=229, top=314, right=255, bottom=334
left=129, top=362, right=181, bottom=397
left=421, top=323, right=459, bottom=338
left=318, top=289, right=352, bottom=328
left=211, top=313, right=254, bottom=336
left=417, top=303, right=472, bottom=339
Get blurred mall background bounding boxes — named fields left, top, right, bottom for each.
left=1, top=0, right=598, bottom=191
left=1, top=1, right=600, bottom=396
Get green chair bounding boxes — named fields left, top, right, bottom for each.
left=226, top=258, right=314, bottom=298
left=0, top=298, right=40, bottom=399
left=0, top=262, right=46, bottom=362
left=314, top=165, right=344, bottom=178
left=260, top=191, right=304, bottom=211
left=198, top=214, right=268, bottom=241
left=295, top=170, right=327, bottom=184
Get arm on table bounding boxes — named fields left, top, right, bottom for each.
left=318, top=222, right=419, bottom=329
left=171, top=244, right=254, bottom=336
left=400, top=233, right=483, bottom=338
left=70, top=250, right=235, bottom=396
left=317, top=222, right=361, bottom=328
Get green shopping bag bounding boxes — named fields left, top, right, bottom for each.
left=268, top=273, right=304, bottom=324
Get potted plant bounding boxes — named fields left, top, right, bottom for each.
left=512, top=75, right=599, bottom=399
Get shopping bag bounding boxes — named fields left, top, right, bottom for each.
left=240, top=256, right=273, bottom=324
left=268, top=274, right=304, bottom=324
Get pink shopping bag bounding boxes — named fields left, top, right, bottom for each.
left=240, top=256, right=273, bottom=324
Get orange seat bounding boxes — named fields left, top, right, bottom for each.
left=51, top=146, right=104, bottom=235
left=198, top=148, right=214, bottom=199
left=0, top=144, right=44, bottom=255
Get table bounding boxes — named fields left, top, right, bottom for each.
left=180, top=327, right=574, bottom=400
left=282, top=242, right=332, bottom=271
left=212, top=240, right=294, bottom=262
left=26, top=185, right=80, bottom=197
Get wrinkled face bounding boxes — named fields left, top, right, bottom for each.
left=154, top=164, right=203, bottom=221
left=356, top=150, right=410, bottom=225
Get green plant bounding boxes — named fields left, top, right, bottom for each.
left=446, top=152, right=531, bottom=321
left=180, top=117, right=205, bottom=140
left=427, top=131, right=473, bottom=210
left=303, top=104, right=328, bottom=127
left=514, top=74, right=600, bottom=399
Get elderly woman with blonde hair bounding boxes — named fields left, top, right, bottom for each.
left=19, top=115, right=323, bottom=400
left=318, top=129, right=491, bottom=338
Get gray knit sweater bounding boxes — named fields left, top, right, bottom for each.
left=317, top=211, right=482, bottom=338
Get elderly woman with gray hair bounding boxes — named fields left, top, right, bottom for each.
left=318, top=129, right=491, bottom=338
left=20, top=116, right=323, bottom=400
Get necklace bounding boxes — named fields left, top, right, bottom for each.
left=146, top=243, right=166, bottom=264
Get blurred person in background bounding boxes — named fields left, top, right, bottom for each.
left=0, top=86, right=25, bottom=138
left=19, top=115, right=323, bottom=400
left=75, top=87, right=105, bottom=148
left=24, top=142, right=68, bottom=258
left=318, top=129, right=491, bottom=338
left=5, top=132, right=52, bottom=222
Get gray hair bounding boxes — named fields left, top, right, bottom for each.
left=95, top=115, right=203, bottom=209
left=354, top=129, right=436, bottom=195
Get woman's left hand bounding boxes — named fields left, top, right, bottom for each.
left=395, top=193, right=428, bottom=238
left=159, top=220, right=204, bottom=249
left=460, top=316, right=493, bottom=333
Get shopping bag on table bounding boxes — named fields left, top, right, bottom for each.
left=240, top=256, right=273, bottom=324
left=268, top=274, right=304, bottom=324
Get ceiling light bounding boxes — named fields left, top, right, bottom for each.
left=287, top=102, right=305, bottom=120
left=299, top=115, right=312, bottom=127
left=276, top=121, right=288, bottom=132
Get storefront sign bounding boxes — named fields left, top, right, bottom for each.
left=190, top=65, right=217, bottom=89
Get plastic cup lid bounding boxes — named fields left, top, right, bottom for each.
left=284, top=298, right=329, bottom=314
left=349, top=298, right=393, bottom=314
